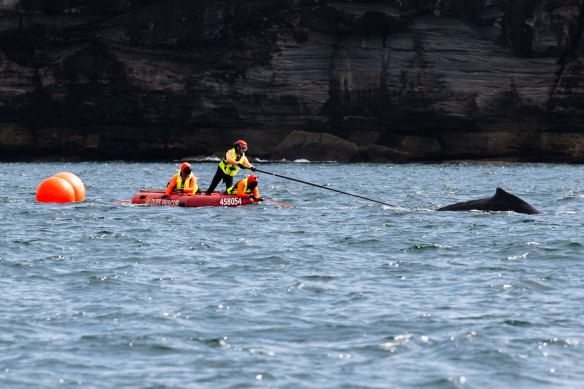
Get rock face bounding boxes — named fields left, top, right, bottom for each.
left=0, top=0, right=583, bottom=162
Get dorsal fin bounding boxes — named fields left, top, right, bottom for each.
left=494, top=187, right=515, bottom=200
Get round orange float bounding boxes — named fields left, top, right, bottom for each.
left=53, top=172, right=85, bottom=201
left=36, top=176, right=76, bottom=203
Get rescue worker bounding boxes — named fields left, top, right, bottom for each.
left=205, top=140, right=255, bottom=195
left=226, top=174, right=263, bottom=202
left=162, top=162, right=199, bottom=198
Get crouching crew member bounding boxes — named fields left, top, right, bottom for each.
left=162, top=162, right=199, bottom=198
left=227, top=174, right=263, bottom=202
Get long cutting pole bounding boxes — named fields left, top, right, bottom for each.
left=253, top=168, right=395, bottom=207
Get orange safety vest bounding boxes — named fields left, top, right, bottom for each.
left=227, top=177, right=253, bottom=195
left=219, top=148, right=245, bottom=176
left=175, top=169, right=197, bottom=192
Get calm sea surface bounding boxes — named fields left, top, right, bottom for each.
left=1, top=162, right=583, bottom=388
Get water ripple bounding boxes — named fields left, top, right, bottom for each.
left=1, top=162, right=584, bottom=387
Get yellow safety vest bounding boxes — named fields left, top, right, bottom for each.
left=176, top=169, right=198, bottom=192
left=219, top=148, right=245, bottom=176
left=227, top=177, right=253, bottom=195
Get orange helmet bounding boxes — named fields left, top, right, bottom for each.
left=247, top=175, right=257, bottom=184
left=235, top=140, right=247, bottom=151
left=180, top=162, right=191, bottom=175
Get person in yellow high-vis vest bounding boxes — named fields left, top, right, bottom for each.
left=162, top=162, right=199, bottom=198
left=226, top=175, right=263, bottom=202
left=205, top=140, right=255, bottom=195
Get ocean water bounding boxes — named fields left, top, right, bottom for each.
left=0, top=161, right=583, bottom=388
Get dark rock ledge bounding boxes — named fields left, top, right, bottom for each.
left=1, top=1, right=583, bottom=163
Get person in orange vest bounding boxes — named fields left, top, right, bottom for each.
left=226, top=174, right=263, bottom=202
left=162, top=162, right=199, bottom=198
left=205, top=140, right=255, bottom=195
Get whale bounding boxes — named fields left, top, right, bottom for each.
left=437, top=188, right=541, bottom=214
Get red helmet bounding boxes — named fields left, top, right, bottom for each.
left=180, top=162, right=191, bottom=175
left=247, top=175, right=257, bottom=184
left=235, top=140, right=247, bottom=151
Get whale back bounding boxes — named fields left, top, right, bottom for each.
left=437, top=188, right=541, bottom=214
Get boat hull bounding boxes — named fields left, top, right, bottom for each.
left=131, top=190, right=255, bottom=207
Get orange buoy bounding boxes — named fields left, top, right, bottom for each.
left=36, top=176, right=76, bottom=203
left=53, top=172, right=85, bottom=201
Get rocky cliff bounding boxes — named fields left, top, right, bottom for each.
left=1, top=0, right=583, bottom=162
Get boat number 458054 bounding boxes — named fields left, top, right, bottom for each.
left=219, top=197, right=243, bottom=206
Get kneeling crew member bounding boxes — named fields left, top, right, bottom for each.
left=226, top=174, right=263, bottom=202
left=163, top=162, right=199, bottom=198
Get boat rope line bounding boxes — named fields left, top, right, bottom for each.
left=253, top=168, right=395, bottom=207
left=262, top=198, right=293, bottom=208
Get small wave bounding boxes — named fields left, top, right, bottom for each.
left=540, top=337, right=581, bottom=347
left=520, top=280, right=554, bottom=291
left=506, top=253, right=528, bottom=261
left=275, top=158, right=340, bottom=163
left=382, top=205, right=410, bottom=211
left=85, top=274, right=123, bottom=285
left=404, top=243, right=453, bottom=251
left=414, top=206, right=435, bottom=212
left=182, top=156, right=221, bottom=162
left=503, top=319, right=533, bottom=327
left=379, top=333, right=413, bottom=353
